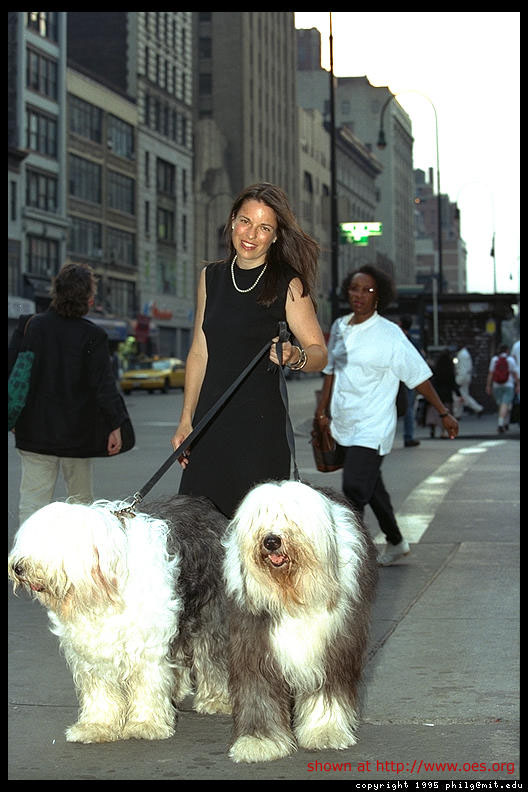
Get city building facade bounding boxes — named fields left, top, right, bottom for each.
left=67, top=11, right=195, bottom=358
left=66, top=66, right=138, bottom=340
left=297, top=60, right=415, bottom=287
left=414, top=168, right=467, bottom=294
left=193, top=11, right=299, bottom=276
left=8, top=11, right=69, bottom=328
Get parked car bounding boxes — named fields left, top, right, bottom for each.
left=121, top=357, right=185, bottom=394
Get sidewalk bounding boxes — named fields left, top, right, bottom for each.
left=8, top=383, right=520, bottom=780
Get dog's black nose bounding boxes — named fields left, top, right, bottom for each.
left=263, top=534, right=282, bottom=551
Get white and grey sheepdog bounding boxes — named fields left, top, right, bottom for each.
left=222, top=480, right=378, bottom=763
left=8, top=495, right=230, bottom=744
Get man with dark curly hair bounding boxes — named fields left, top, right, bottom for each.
left=9, top=262, right=128, bottom=525
left=315, top=265, right=459, bottom=566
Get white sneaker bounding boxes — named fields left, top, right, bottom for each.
left=377, top=538, right=410, bottom=566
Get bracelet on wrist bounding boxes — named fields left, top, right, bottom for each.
left=438, top=411, right=449, bottom=418
left=288, top=346, right=307, bottom=371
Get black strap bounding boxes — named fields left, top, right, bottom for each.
left=276, top=321, right=301, bottom=482
left=124, top=323, right=300, bottom=512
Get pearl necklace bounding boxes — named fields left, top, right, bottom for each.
left=230, top=254, right=267, bottom=293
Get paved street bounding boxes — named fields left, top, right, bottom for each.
left=8, top=376, right=520, bottom=781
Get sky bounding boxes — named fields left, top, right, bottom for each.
left=294, top=11, right=520, bottom=294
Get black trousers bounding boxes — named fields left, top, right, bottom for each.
left=342, top=445, right=403, bottom=546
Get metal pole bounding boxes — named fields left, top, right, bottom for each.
left=491, top=232, right=497, bottom=293
left=329, top=12, right=339, bottom=322
left=433, top=105, right=443, bottom=296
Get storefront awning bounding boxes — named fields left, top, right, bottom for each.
left=87, top=315, right=130, bottom=341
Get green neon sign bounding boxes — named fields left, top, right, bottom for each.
left=339, top=222, right=383, bottom=245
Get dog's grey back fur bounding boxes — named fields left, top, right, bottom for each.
left=145, top=495, right=229, bottom=682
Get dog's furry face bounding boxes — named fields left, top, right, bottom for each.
left=8, top=501, right=146, bottom=618
left=223, top=481, right=368, bottom=615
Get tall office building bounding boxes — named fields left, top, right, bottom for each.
left=296, top=30, right=416, bottom=286
left=193, top=12, right=299, bottom=265
left=68, top=11, right=195, bottom=357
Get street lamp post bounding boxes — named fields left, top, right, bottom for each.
left=377, top=90, right=442, bottom=345
left=329, top=12, right=339, bottom=322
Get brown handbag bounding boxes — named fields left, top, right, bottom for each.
left=310, top=417, right=345, bottom=473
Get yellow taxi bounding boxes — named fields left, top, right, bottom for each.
left=121, top=357, right=185, bottom=394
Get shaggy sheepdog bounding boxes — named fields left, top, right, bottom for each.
left=8, top=496, right=229, bottom=744
left=222, top=480, right=378, bottom=763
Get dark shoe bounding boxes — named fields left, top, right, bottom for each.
left=404, top=439, right=420, bottom=447
left=498, top=425, right=505, bottom=433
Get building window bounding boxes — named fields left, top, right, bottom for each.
left=26, top=12, right=58, bottom=42
left=198, top=73, right=212, bottom=96
left=107, top=114, right=135, bottom=159
left=69, top=95, right=102, bottom=143
left=157, top=208, right=175, bottom=242
left=26, top=235, right=59, bottom=277
left=108, top=170, right=135, bottom=215
left=10, top=180, right=17, bottom=222
left=182, top=214, right=187, bottom=250
left=156, top=158, right=175, bottom=196
left=26, top=47, right=58, bottom=99
left=69, top=154, right=102, bottom=204
left=26, top=107, right=58, bottom=157
left=145, top=151, right=150, bottom=188
left=157, top=253, right=177, bottom=295
left=26, top=169, right=58, bottom=213
left=144, top=201, right=150, bottom=234
left=67, top=216, right=103, bottom=259
left=107, top=227, right=135, bottom=268
left=107, top=277, right=136, bottom=316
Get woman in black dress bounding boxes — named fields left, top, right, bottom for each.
left=171, top=183, right=327, bottom=517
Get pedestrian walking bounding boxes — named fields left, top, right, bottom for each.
left=486, top=344, right=520, bottom=432
left=8, top=262, right=128, bottom=525
left=454, top=345, right=484, bottom=416
left=399, top=314, right=423, bottom=447
left=426, top=349, right=461, bottom=438
left=315, top=266, right=459, bottom=566
left=511, top=339, right=520, bottom=374
left=171, top=182, right=327, bottom=518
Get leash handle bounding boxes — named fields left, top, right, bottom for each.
left=275, top=321, right=301, bottom=482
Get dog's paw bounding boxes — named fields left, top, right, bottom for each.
left=296, top=724, right=357, bottom=751
left=65, top=722, right=121, bottom=743
left=121, top=720, right=175, bottom=741
left=193, top=695, right=231, bottom=716
left=229, top=734, right=295, bottom=763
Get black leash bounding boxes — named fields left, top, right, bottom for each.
left=275, top=322, right=301, bottom=483
left=121, top=322, right=300, bottom=515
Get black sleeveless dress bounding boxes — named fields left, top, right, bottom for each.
left=178, top=259, right=295, bottom=517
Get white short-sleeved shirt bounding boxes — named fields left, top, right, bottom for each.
left=323, top=312, right=433, bottom=455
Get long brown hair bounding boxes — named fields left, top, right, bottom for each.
left=224, top=183, right=320, bottom=307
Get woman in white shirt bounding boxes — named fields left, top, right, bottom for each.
left=315, top=266, right=459, bottom=566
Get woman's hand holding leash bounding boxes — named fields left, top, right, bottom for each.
left=171, top=422, right=193, bottom=468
